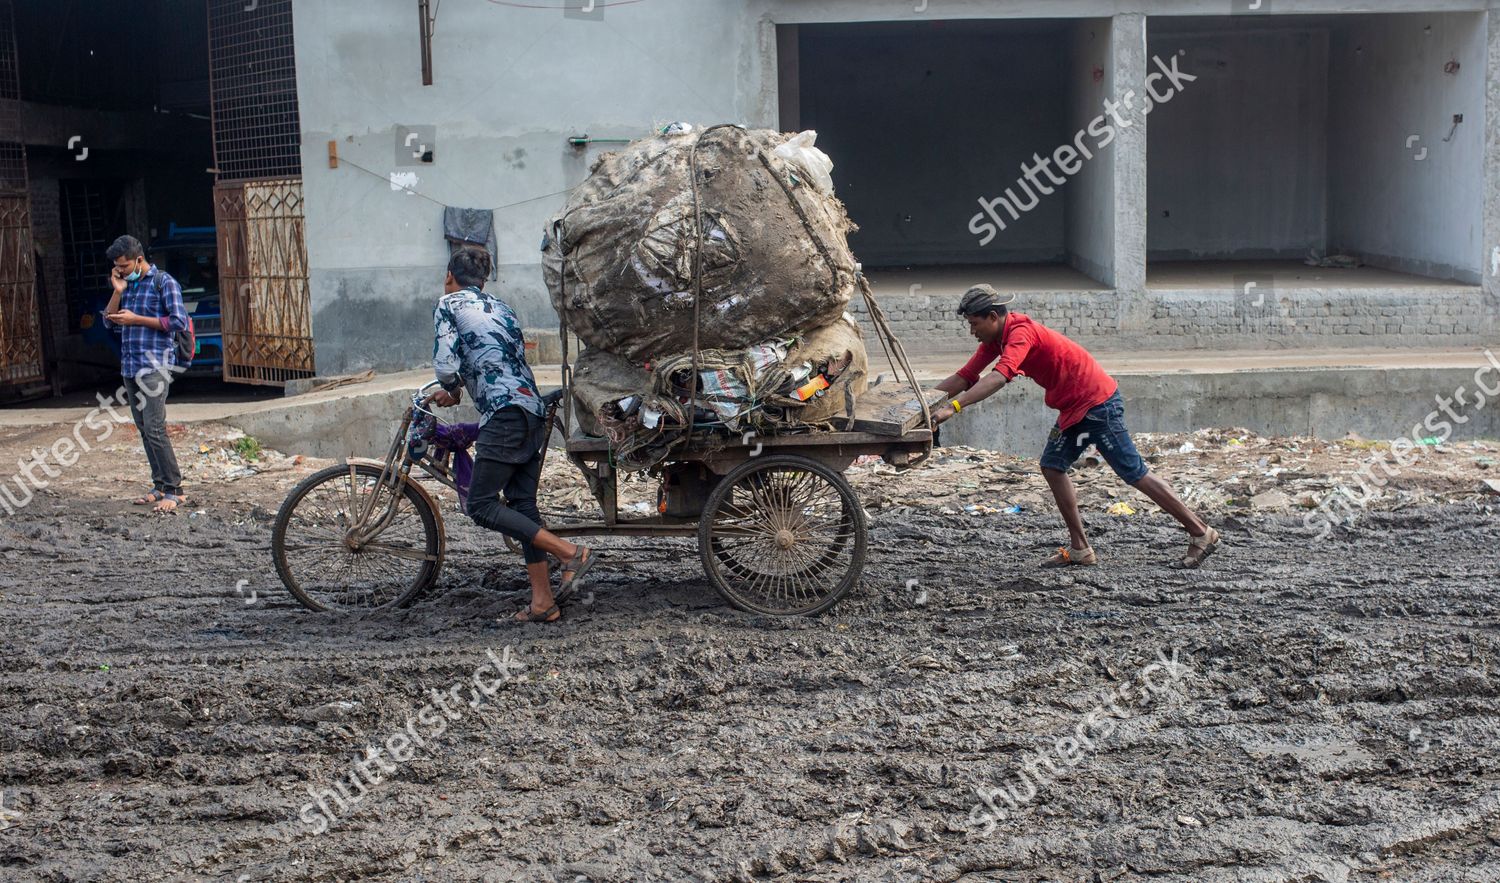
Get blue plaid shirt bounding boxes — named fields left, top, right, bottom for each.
left=433, top=286, right=544, bottom=426
left=104, top=266, right=188, bottom=378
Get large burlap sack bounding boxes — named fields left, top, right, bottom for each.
left=569, top=347, right=674, bottom=440
left=542, top=126, right=860, bottom=361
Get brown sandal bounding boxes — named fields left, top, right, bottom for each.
left=558, top=546, right=599, bottom=599
left=1181, top=527, right=1220, bottom=569
left=1043, top=546, right=1098, bottom=568
left=513, top=603, right=560, bottom=623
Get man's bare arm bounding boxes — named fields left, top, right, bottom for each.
left=935, top=374, right=970, bottom=396
left=955, top=372, right=1008, bottom=408
left=932, top=372, right=1008, bottom=425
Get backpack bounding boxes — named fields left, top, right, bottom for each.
left=150, top=270, right=196, bottom=368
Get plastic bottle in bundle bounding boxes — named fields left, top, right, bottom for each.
left=794, top=374, right=831, bottom=401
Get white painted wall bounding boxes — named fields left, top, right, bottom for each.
left=288, top=1, right=1497, bottom=374
left=1328, top=12, right=1486, bottom=283
left=1145, top=12, right=1485, bottom=283
left=292, top=0, right=775, bottom=373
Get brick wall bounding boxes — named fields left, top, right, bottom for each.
left=853, top=285, right=1494, bottom=352
left=851, top=290, right=1112, bottom=351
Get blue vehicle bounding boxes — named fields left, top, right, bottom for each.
left=85, top=224, right=224, bottom=378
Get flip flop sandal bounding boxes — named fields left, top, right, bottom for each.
left=152, top=493, right=184, bottom=515
left=1181, top=527, right=1220, bottom=569
left=514, top=603, right=560, bottom=624
left=133, top=490, right=165, bottom=505
left=1042, top=546, right=1098, bottom=568
left=558, top=547, right=600, bottom=597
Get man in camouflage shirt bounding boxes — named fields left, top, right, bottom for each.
left=431, top=247, right=599, bottom=622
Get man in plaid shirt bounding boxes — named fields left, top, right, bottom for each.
left=102, top=235, right=189, bottom=513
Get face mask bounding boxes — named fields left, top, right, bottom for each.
left=125, top=268, right=143, bottom=282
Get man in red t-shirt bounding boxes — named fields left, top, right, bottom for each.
left=931, top=285, right=1218, bottom=568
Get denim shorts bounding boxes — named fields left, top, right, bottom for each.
left=1039, top=390, right=1150, bottom=484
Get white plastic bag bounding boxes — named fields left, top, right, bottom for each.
left=773, top=130, right=835, bottom=195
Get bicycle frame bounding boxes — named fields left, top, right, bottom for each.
left=347, top=381, right=458, bottom=545
left=347, top=381, right=564, bottom=545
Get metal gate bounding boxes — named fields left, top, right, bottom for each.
left=214, top=178, right=313, bottom=385
left=208, top=0, right=313, bottom=385
left=0, top=0, right=41, bottom=389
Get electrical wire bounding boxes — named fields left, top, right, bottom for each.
left=334, top=155, right=582, bottom=212
left=483, top=0, right=646, bottom=8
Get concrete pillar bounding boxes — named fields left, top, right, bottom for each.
left=1484, top=8, right=1500, bottom=325
left=1112, top=13, right=1149, bottom=302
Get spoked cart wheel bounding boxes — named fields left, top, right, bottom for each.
left=272, top=464, right=443, bottom=611
left=698, top=454, right=868, bottom=616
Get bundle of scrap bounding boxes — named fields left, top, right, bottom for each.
left=542, top=124, right=869, bottom=470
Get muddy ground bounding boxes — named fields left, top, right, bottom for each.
left=1, top=419, right=1499, bottom=882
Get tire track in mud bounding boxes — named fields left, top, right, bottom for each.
left=2, top=490, right=1499, bottom=881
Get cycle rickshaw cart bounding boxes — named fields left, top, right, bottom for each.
left=271, top=280, right=934, bottom=618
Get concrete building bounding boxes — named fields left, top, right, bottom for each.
left=1, top=0, right=1496, bottom=398
left=294, top=0, right=1500, bottom=376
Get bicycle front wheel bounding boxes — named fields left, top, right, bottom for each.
left=272, top=463, right=443, bottom=611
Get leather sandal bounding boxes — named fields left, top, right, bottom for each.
left=514, top=603, right=561, bottom=623
left=1042, top=546, right=1098, bottom=568
left=558, top=547, right=599, bottom=599
left=1181, top=527, right=1220, bottom=569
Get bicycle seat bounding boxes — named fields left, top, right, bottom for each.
left=541, top=389, right=565, bottom=407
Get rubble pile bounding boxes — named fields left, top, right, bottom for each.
left=525, top=428, right=1499, bottom=524
left=847, top=429, right=1500, bottom=522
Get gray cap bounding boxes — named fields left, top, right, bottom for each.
left=955, top=284, right=1016, bottom=317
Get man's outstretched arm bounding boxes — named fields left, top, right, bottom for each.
left=932, top=341, right=1001, bottom=423
left=933, top=372, right=1008, bottom=425
left=935, top=373, right=970, bottom=396
left=431, top=301, right=465, bottom=407
left=932, top=323, right=1035, bottom=425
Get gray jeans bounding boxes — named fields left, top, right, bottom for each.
left=124, top=374, right=182, bottom=496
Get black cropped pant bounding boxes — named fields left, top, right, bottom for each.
left=465, top=406, right=546, bottom=565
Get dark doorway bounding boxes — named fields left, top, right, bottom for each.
left=781, top=18, right=1115, bottom=291
left=60, top=178, right=126, bottom=331
left=11, top=0, right=217, bottom=394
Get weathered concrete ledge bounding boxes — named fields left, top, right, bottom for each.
left=226, top=361, right=1500, bottom=460
left=943, top=364, right=1500, bottom=455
